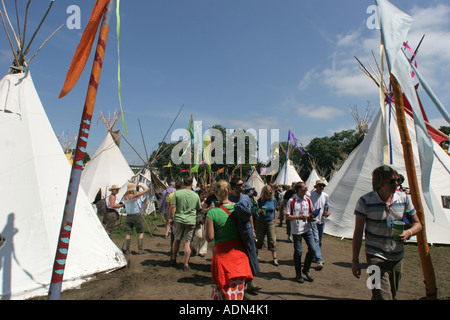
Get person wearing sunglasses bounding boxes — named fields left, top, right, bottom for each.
left=256, top=185, right=279, bottom=266
left=308, top=179, right=330, bottom=270
left=352, top=165, right=422, bottom=300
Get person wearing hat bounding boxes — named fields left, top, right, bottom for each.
left=123, top=183, right=148, bottom=255
left=105, top=185, right=125, bottom=236
left=308, top=179, right=330, bottom=269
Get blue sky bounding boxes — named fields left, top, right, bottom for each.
left=1, top=0, right=449, bottom=167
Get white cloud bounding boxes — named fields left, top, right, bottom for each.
left=321, top=67, right=376, bottom=97
left=298, top=68, right=320, bottom=90
left=296, top=103, right=345, bottom=120
left=298, top=3, right=450, bottom=103
left=410, top=4, right=450, bottom=31
left=336, top=29, right=362, bottom=47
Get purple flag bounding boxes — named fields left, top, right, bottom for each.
left=288, top=130, right=310, bottom=156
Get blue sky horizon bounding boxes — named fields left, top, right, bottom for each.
left=1, top=0, right=449, bottom=168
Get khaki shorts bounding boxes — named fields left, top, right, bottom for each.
left=126, top=214, right=144, bottom=235
left=173, top=221, right=195, bottom=241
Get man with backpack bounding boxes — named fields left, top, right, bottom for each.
left=229, top=178, right=262, bottom=294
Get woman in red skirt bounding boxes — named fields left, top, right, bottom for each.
left=205, top=180, right=253, bottom=300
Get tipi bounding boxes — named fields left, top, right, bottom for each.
left=0, top=73, right=127, bottom=299
left=274, top=159, right=303, bottom=186
left=80, top=112, right=134, bottom=203
left=0, top=3, right=126, bottom=299
left=305, top=159, right=327, bottom=192
left=324, top=104, right=450, bottom=244
left=246, top=168, right=265, bottom=197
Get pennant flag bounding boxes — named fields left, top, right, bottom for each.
left=215, top=167, right=225, bottom=173
left=377, top=0, right=435, bottom=217
left=59, top=0, right=111, bottom=98
left=163, top=160, right=172, bottom=168
left=204, top=135, right=212, bottom=173
left=115, top=0, right=127, bottom=134
left=288, top=130, right=310, bottom=156
left=187, top=114, right=194, bottom=140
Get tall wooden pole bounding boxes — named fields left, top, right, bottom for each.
left=390, top=74, right=437, bottom=299
left=48, top=0, right=115, bottom=300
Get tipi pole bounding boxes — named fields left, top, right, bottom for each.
left=390, top=74, right=437, bottom=299
left=48, top=0, right=115, bottom=300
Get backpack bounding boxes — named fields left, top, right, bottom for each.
left=250, top=198, right=260, bottom=219
left=96, top=198, right=108, bottom=216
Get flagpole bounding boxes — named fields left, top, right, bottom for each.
left=48, top=0, right=115, bottom=300
left=284, top=130, right=290, bottom=185
left=390, top=74, right=437, bottom=299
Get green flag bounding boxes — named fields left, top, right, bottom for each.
left=187, top=114, right=194, bottom=140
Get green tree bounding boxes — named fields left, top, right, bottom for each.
left=439, top=126, right=450, bottom=135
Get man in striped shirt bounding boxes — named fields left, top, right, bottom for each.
left=352, top=165, right=422, bottom=300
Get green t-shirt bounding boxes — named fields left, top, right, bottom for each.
left=206, top=204, right=240, bottom=246
left=171, top=189, right=201, bottom=225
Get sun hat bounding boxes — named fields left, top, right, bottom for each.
left=108, top=184, right=120, bottom=191
left=127, top=183, right=136, bottom=193
left=314, top=179, right=327, bottom=187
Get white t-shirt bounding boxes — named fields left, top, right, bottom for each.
left=285, top=194, right=314, bottom=235
left=308, top=190, right=329, bottom=224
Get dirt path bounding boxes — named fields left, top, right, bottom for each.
left=60, top=223, right=449, bottom=300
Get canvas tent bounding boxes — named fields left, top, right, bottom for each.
left=80, top=128, right=134, bottom=203
left=305, top=168, right=324, bottom=192
left=274, top=160, right=303, bottom=186
left=246, top=168, right=265, bottom=196
left=0, top=73, right=127, bottom=299
left=324, top=104, right=450, bottom=244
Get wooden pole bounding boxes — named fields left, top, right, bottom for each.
left=390, top=74, right=437, bottom=299
left=47, top=0, right=115, bottom=300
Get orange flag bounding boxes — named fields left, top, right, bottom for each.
left=59, top=0, right=111, bottom=98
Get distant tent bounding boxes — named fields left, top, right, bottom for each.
left=305, top=158, right=327, bottom=192
left=246, top=168, right=265, bottom=196
left=324, top=104, right=450, bottom=244
left=274, top=160, right=303, bottom=186
left=305, top=168, right=324, bottom=192
left=0, top=73, right=127, bottom=299
left=80, top=112, right=134, bottom=203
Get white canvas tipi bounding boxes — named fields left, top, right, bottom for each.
left=246, top=168, right=265, bottom=196
left=0, top=73, right=127, bottom=299
left=324, top=104, right=450, bottom=244
left=80, top=129, right=134, bottom=203
left=305, top=167, right=326, bottom=192
left=274, top=160, right=303, bottom=186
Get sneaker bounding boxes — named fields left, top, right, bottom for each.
left=316, top=262, right=324, bottom=270
left=287, top=236, right=292, bottom=243
left=296, top=276, right=304, bottom=284
left=183, top=265, right=190, bottom=271
left=273, top=258, right=279, bottom=266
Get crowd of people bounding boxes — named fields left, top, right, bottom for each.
left=154, top=175, right=333, bottom=300
left=100, top=164, right=420, bottom=301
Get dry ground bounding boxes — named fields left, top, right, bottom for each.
left=60, top=222, right=449, bottom=301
